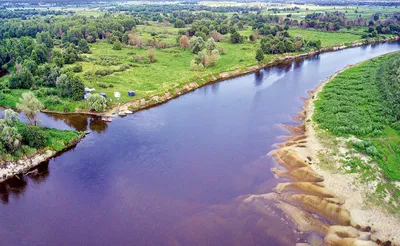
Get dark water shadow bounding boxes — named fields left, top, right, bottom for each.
left=0, top=161, right=51, bottom=204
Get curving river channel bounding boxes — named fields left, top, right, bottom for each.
left=1, top=43, right=399, bottom=245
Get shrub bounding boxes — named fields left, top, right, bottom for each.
left=113, top=40, right=122, bottom=50
left=366, top=146, right=379, bottom=156
left=44, top=95, right=62, bottom=106
left=148, top=48, right=157, bottom=63
left=95, top=69, right=114, bottom=76
left=118, top=64, right=131, bottom=72
left=72, top=64, right=83, bottom=73
left=190, top=60, right=204, bottom=71
left=189, top=36, right=205, bottom=54
left=97, top=82, right=108, bottom=88
left=20, top=125, right=47, bottom=148
left=87, top=94, right=107, bottom=112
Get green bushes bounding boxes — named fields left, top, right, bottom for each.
left=314, top=59, right=387, bottom=137
left=44, top=95, right=62, bottom=106
left=95, top=69, right=114, bottom=76
left=20, top=125, right=46, bottom=148
left=93, top=56, right=122, bottom=66
left=95, top=64, right=131, bottom=76
left=56, top=73, right=85, bottom=100
left=72, top=64, right=83, bottom=73
left=87, top=93, right=107, bottom=112
left=0, top=109, right=80, bottom=159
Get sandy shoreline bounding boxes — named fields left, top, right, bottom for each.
left=266, top=57, right=400, bottom=245
left=40, top=37, right=399, bottom=118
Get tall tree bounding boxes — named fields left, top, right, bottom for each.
left=16, top=92, right=43, bottom=126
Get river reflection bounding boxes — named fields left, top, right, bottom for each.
left=0, top=110, right=109, bottom=134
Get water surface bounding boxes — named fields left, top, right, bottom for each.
left=1, top=43, right=399, bottom=245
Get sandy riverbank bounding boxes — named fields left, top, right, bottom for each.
left=258, top=60, right=400, bottom=245
left=40, top=37, right=399, bottom=118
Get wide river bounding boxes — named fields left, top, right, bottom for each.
left=1, top=43, right=399, bottom=245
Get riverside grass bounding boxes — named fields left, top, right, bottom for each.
left=0, top=26, right=365, bottom=112
left=313, top=53, right=400, bottom=182
left=1, top=124, right=81, bottom=162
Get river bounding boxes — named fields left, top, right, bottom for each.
left=1, top=43, right=399, bottom=245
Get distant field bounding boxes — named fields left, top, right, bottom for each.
left=288, top=28, right=363, bottom=46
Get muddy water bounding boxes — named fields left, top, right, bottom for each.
left=0, top=43, right=399, bottom=245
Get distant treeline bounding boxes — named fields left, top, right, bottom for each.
left=110, top=4, right=262, bottom=13
left=0, top=9, right=72, bottom=19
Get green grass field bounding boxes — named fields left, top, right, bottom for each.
left=288, top=27, right=363, bottom=47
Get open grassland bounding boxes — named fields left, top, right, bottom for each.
left=314, top=54, right=400, bottom=183
left=288, top=28, right=363, bottom=46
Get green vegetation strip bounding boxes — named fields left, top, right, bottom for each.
left=1, top=109, right=82, bottom=161
left=314, top=53, right=400, bottom=181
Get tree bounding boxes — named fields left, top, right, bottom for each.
left=56, top=73, right=84, bottom=100
left=36, top=31, right=53, bottom=48
left=52, top=50, right=65, bottom=67
left=56, top=74, right=70, bottom=97
left=44, top=66, right=61, bottom=87
left=69, top=75, right=85, bottom=101
left=261, top=38, right=272, bottom=54
left=205, top=38, right=217, bottom=52
left=16, top=92, right=43, bottom=126
left=255, top=49, right=264, bottom=62
left=277, top=41, right=286, bottom=54
left=87, top=94, right=107, bottom=112
left=23, top=59, right=38, bottom=75
left=9, top=68, right=34, bottom=89
left=63, top=45, right=78, bottom=64
left=179, top=35, right=190, bottom=49
left=122, top=32, right=129, bottom=44
left=230, top=31, right=243, bottom=44
left=174, top=19, right=185, bottom=28
left=0, top=120, right=21, bottom=153
left=4, top=109, right=19, bottom=126
left=189, top=36, right=205, bottom=54
left=219, top=25, right=229, bottom=35
left=78, top=39, right=90, bottom=53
